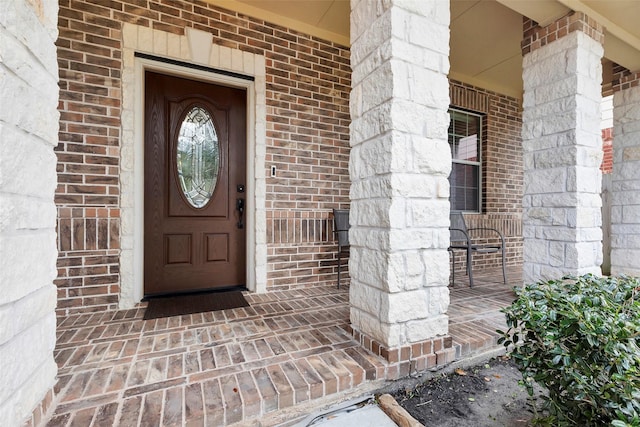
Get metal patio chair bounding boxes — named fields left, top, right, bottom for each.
left=332, top=209, right=350, bottom=288
left=449, top=212, right=506, bottom=287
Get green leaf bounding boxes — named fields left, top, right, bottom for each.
left=499, top=274, right=640, bottom=425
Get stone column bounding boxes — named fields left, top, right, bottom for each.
left=521, top=13, right=604, bottom=284
left=0, top=1, right=59, bottom=425
left=610, top=68, right=640, bottom=276
left=349, top=0, right=453, bottom=377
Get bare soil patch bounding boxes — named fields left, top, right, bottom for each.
left=390, top=357, right=547, bottom=427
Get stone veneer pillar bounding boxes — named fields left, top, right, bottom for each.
left=349, top=0, right=454, bottom=377
left=521, top=13, right=604, bottom=284
left=0, top=0, right=59, bottom=425
left=610, top=69, right=640, bottom=275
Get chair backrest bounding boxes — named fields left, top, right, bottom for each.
left=450, top=212, right=468, bottom=242
left=333, top=209, right=350, bottom=247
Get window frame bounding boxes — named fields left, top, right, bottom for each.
left=448, top=107, right=483, bottom=213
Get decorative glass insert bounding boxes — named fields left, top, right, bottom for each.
left=176, top=106, right=219, bottom=208
left=449, top=108, right=483, bottom=212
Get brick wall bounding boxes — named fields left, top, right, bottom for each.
left=263, top=26, right=351, bottom=289
left=56, top=0, right=350, bottom=313
left=612, top=62, right=640, bottom=93
left=601, top=128, right=613, bottom=173
left=449, top=81, right=524, bottom=273
left=56, top=1, right=528, bottom=312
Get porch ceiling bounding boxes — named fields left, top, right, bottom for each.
left=208, top=0, right=640, bottom=99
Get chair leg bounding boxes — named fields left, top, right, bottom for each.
left=337, top=248, right=341, bottom=289
left=501, top=248, right=507, bottom=284
left=451, top=250, right=455, bottom=287
left=467, top=249, right=474, bottom=288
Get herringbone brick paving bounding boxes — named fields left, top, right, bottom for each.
left=47, top=267, right=518, bottom=426
left=449, top=267, right=522, bottom=359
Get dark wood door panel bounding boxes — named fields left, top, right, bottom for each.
left=205, top=233, right=229, bottom=262
left=164, top=234, right=192, bottom=265
left=144, top=71, right=246, bottom=296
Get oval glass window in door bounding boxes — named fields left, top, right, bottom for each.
left=176, top=106, right=220, bottom=208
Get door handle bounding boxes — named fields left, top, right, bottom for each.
left=236, top=198, right=245, bottom=229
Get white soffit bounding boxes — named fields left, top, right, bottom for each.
left=450, top=0, right=524, bottom=98
left=498, top=0, right=640, bottom=73
left=202, top=0, right=640, bottom=97
left=206, top=0, right=350, bottom=46
left=561, top=0, right=640, bottom=72
left=495, top=0, right=570, bottom=26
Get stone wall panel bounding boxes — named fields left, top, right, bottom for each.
left=611, top=74, right=640, bottom=276
left=349, top=0, right=451, bottom=349
left=522, top=13, right=604, bottom=282
left=0, top=1, right=59, bottom=425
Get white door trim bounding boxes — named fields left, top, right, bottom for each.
left=119, top=24, right=267, bottom=308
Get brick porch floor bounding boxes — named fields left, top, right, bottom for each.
left=47, top=266, right=520, bottom=426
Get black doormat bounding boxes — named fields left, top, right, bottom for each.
left=143, top=291, right=249, bottom=320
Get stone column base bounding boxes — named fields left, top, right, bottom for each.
left=347, top=326, right=456, bottom=380
left=22, top=388, right=55, bottom=427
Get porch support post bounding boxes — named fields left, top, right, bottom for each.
left=521, top=13, right=604, bottom=283
left=349, top=0, right=453, bottom=376
left=0, top=1, right=59, bottom=424
left=610, top=69, right=640, bottom=275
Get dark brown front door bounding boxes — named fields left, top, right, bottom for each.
left=144, top=71, right=247, bottom=296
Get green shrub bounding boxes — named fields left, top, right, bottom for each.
left=498, top=274, right=640, bottom=426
